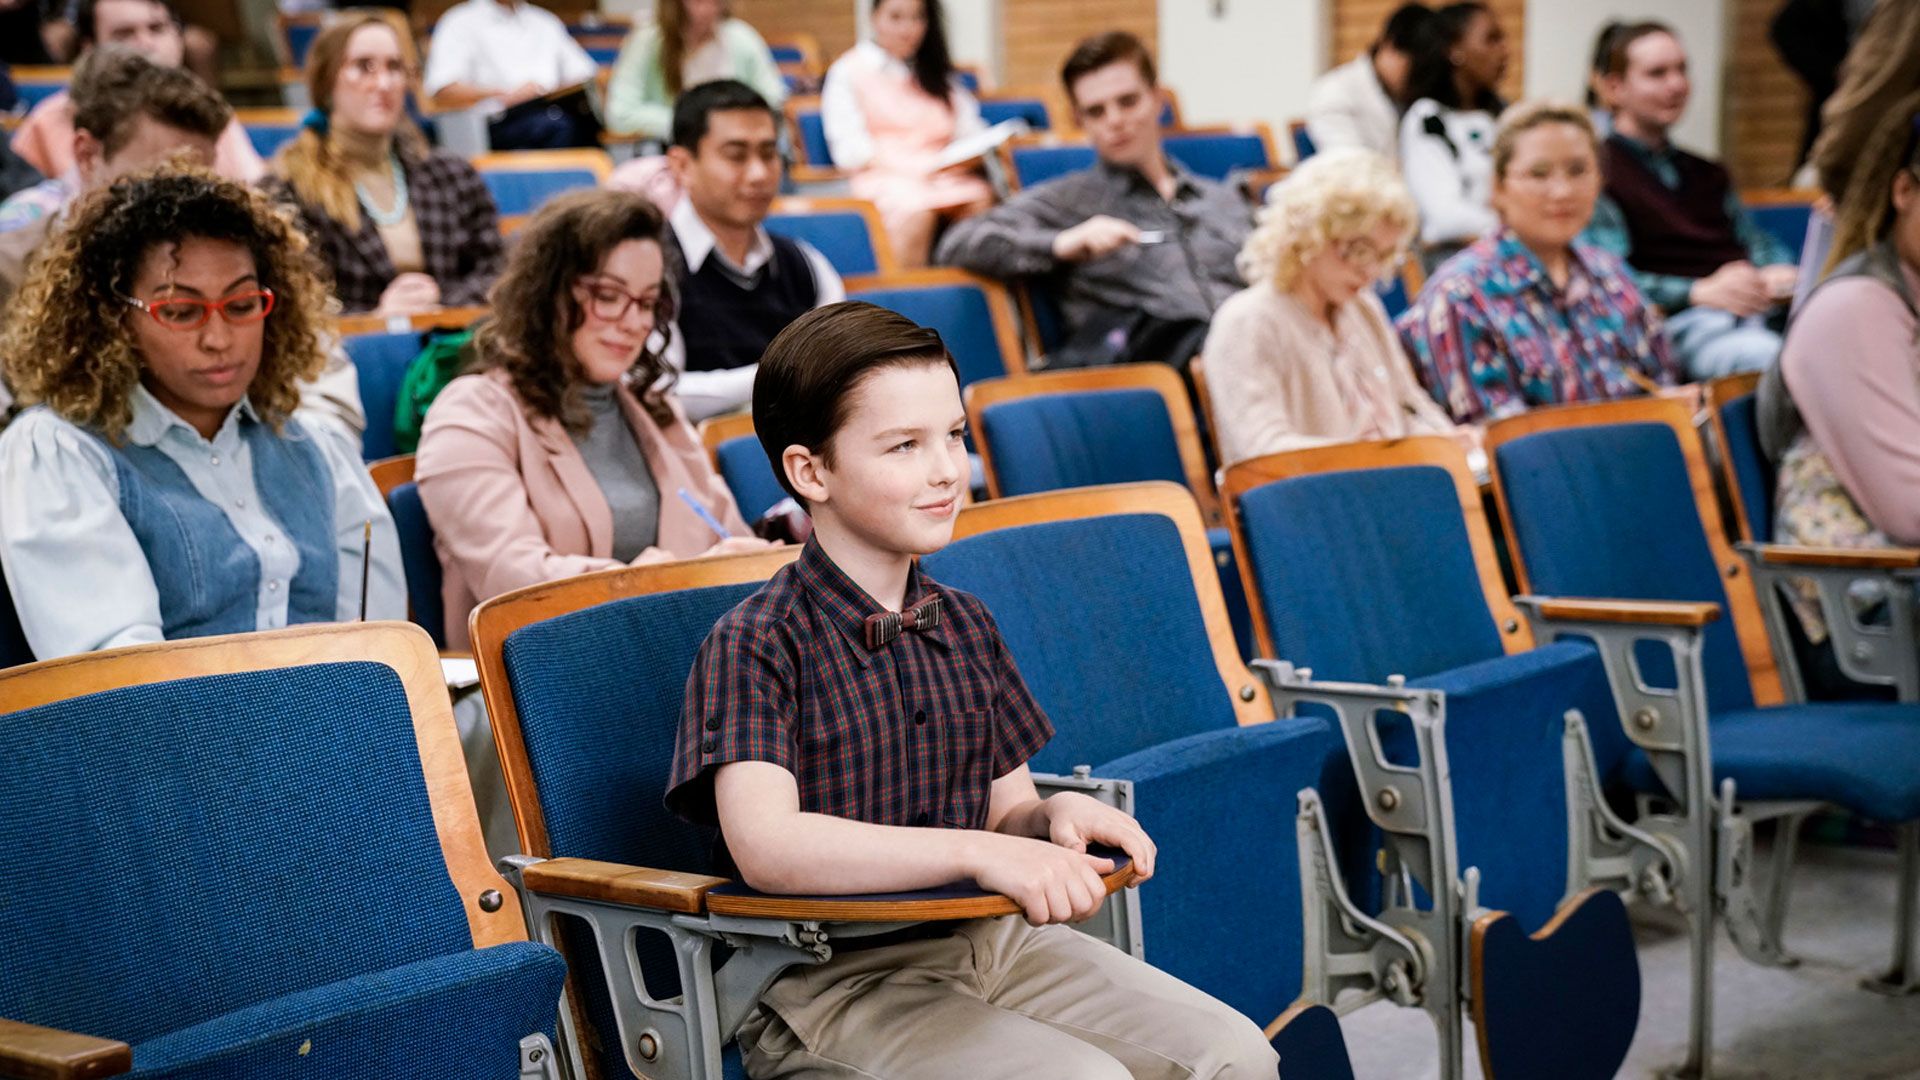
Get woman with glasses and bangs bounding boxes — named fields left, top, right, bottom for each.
left=415, top=188, right=769, bottom=651
left=0, top=165, right=405, bottom=661
left=1201, top=148, right=1464, bottom=469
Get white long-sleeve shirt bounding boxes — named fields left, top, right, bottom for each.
left=1400, top=99, right=1498, bottom=248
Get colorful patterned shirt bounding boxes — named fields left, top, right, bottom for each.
left=0, top=172, right=73, bottom=233
left=666, top=537, right=1054, bottom=849
left=1395, top=227, right=1678, bottom=424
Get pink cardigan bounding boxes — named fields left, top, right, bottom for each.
left=415, top=369, right=750, bottom=648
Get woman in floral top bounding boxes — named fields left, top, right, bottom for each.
left=1396, top=100, right=1678, bottom=424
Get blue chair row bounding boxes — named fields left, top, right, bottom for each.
left=1002, top=124, right=1280, bottom=190
left=473, top=149, right=613, bottom=219
left=764, top=195, right=897, bottom=277
left=10, top=65, right=69, bottom=109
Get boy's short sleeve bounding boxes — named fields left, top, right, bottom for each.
left=981, top=608, right=1056, bottom=777
left=665, top=613, right=800, bottom=826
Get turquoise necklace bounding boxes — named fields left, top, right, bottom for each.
left=355, top=153, right=410, bottom=227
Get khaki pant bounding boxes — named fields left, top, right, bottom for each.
left=736, top=916, right=1277, bottom=1079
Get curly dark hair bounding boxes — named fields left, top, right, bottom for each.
left=0, top=164, right=331, bottom=442
left=474, top=188, right=678, bottom=432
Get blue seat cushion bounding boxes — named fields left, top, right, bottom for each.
left=1619, top=702, right=1920, bottom=822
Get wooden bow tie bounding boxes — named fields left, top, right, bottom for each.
left=864, top=594, right=944, bottom=650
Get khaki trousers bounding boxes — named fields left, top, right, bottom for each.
left=735, top=916, right=1277, bottom=1079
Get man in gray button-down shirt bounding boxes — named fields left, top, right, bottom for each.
left=935, top=32, right=1253, bottom=343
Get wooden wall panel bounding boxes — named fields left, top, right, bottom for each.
left=731, top=0, right=859, bottom=67
left=1725, top=0, right=1805, bottom=187
left=1004, top=0, right=1157, bottom=94
left=1329, top=0, right=1524, bottom=105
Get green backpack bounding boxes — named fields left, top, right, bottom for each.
left=392, top=326, right=479, bottom=454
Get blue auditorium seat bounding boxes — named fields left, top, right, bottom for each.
left=848, top=271, right=1020, bottom=390
left=474, top=150, right=611, bottom=217
left=387, top=480, right=446, bottom=648
left=715, top=433, right=788, bottom=522
left=979, top=96, right=1053, bottom=131
left=343, top=328, right=424, bottom=461
left=765, top=199, right=888, bottom=276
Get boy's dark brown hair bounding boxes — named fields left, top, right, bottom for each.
left=753, top=301, right=958, bottom=503
left=71, top=46, right=231, bottom=157
left=1060, top=31, right=1157, bottom=102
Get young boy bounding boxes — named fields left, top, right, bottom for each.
left=665, top=302, right=1278, bottom=1079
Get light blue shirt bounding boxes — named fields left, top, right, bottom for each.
left=0, top=384, right=405, bottom=659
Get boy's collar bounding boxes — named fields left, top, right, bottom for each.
left=794, top=537, right=950, bottom=663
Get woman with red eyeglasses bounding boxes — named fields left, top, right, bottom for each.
left=415, top=188, right=769, bottom=650
left=0, top=165, right=405, bottom=661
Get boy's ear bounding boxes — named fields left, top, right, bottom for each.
left=783, top=443, right=831, bottom=506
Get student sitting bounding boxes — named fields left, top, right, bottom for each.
left=422, top=0, right=600, bottom=150
left=664, top=299, right=1278, bottom=1079
left=821, top=0, right=993, bottom=268
left=604, top=0, right=786, bottom=141
left=1397, top=101, right=1676, bottom=423
left=414, top=188, right=769, bottom=651
left=1204, top=149, right=1462, bottom=467
left=0, top=165, right=404, bottom=660
left=1586, top=22, right=1794, bottom=378
left=9, top=0, right=260, bottom=183
left=936, top=31, right=1252, bottom=368
left=1305, top=3, right=1431, bottom=166
left=660, top=80, right=845, bottom=422
left=265, top=13, right=505, bottom=317
left=1399, top=1, right=1509, bottom=271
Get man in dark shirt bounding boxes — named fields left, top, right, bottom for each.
left=660, top=80, right=843, bottom=421
left=934, top=32, right=1252, bottom=366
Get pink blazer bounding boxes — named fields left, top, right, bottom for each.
left=415, top=369, right=750, bottom=648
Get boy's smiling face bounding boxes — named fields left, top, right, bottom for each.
left=786, top=360, right=968, bottom=558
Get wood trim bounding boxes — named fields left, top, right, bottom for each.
left=696, top=412, right=756, bottom=471
left=468, top=549, right=802, bottom=856
left=705, top=861, right=1139, bottom=921
left=1188, top=356, right=1221, bottom=468
left=1484, top=398, right=1786, bottom=707
left=1738, top=187, right=1821, bottom=209
left=843, top=268, right=1026, bottom=382
left=367, top=453, right=416, bottom=499
left=232, top=106, right=303, bottom=126
left=519, top=857, right=727, bottom=915
left=331, top=305, right=489, bottom=338
left=0, top=623, right=531, bottom=950
left=1703, top=371, right=1765, bottom=543
left=947, top=482, right=1272, bottom=726
left=1749, top=545, right=1920, bottom=570
left=962, top=365, right=1220, bottom=524
left=471, top=148, right=614, bottom=183
left=8, top=65, right=72, bottom=84
left=764, top=33, right=823, bottom=77
left=1531, top=598, right=1722, bottom=627
left=0, top=1018, right=131, bottom=1079
left=769, top=195, right=900, bottom=276
left=1219, top=436, right=1531, bottom=661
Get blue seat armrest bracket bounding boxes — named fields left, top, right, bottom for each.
left=1734, top=541, right=1920, bottom=704
left=1252, top=659, right=1469, bottom=1080
left=498, top=855, right=824, bottom=1080
left=1031, top=769, right=1143, bottom=959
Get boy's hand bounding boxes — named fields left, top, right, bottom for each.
left=971, top=833, right=1115, bottom=926
left=1043, top=792, right=1157, bottom=883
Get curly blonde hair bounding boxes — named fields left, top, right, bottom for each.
left=1238, top=148, right=1417, bottom=291
left=0, top=164, right=332, bottom=442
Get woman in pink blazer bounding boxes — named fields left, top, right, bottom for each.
left=416, top=189, right=767, bottom=648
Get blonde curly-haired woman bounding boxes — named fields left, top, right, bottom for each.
left=0, top=165, right=404, bottom=660
left=1200, top=147, right=1463, bottom=468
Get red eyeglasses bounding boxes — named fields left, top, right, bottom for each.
left=122, top=288, right=276, bottom=331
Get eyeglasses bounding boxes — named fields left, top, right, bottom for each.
left=122, top=288, right=276, bottom=331
left=575, top=277, right=661, bottom=323
left=342, top=56, right=414, bottom=82
left=1331, top=237, right=1399, bottom=274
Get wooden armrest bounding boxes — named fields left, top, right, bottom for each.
left=788, top=164, right=845, bottom=185
left=0, top=1018, right=131, bottom=1079
left=1526, top=597, right=1722, bottom=628
left=704, top=856, right=1138, bottom=922
left=1746, top=544, right=1920, bottom=570
left=518, top=857, right=727, bottom=915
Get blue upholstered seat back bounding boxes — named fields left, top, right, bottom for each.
left=244, top=120, right=302, bottom=158
left=1720, top=393, right=1774, bottom=542
left=764, top=210, right=882, bottom=276
left=388, top=481, right=446, bottom=647
left=1009, top=144, right=1097, bottom=189
left=979, top=97, right=1052, bottom=130
left=1747, top=201, right=1813, bottom=262
left=848, top=280, right=1010, bottom=390
left=1164, top=130, right=1273, bottom=179
left=0, top=662, right=472, bottom=1045
left=479, top=168, right=602, bottom=217
left=284, top=22, right=320, bottom=66
left=920, top=514, right=1239, bottom=773
left=344, top=330, right=422, bottom=461
left=717, top=435, right=788, bottom=522
left=795, top=108, right=832, bottom=167
left=501, top=584, right=762, bottom=869
left=1494, top=422, right=1755, bottom=711
left=1291, top=124, right=1317, bottom=161
left=767, top=42, right=806, bottom=65
left=1237, top=465, right=1507, bottom=682
left=978, top=389, right=1187, bottom=497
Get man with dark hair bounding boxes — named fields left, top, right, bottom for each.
left=7, top=0, right=259, bottom=183
left=1586, top=22, right=1793, bottom=378
left=660, top=79, right=844, bottom=421
left=1305, top=3, right=1430, bottom=163
left=935, top=31, right=1252, bottom=367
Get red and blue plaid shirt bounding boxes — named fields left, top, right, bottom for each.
left=666, top=538, right=1054, bottom=840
